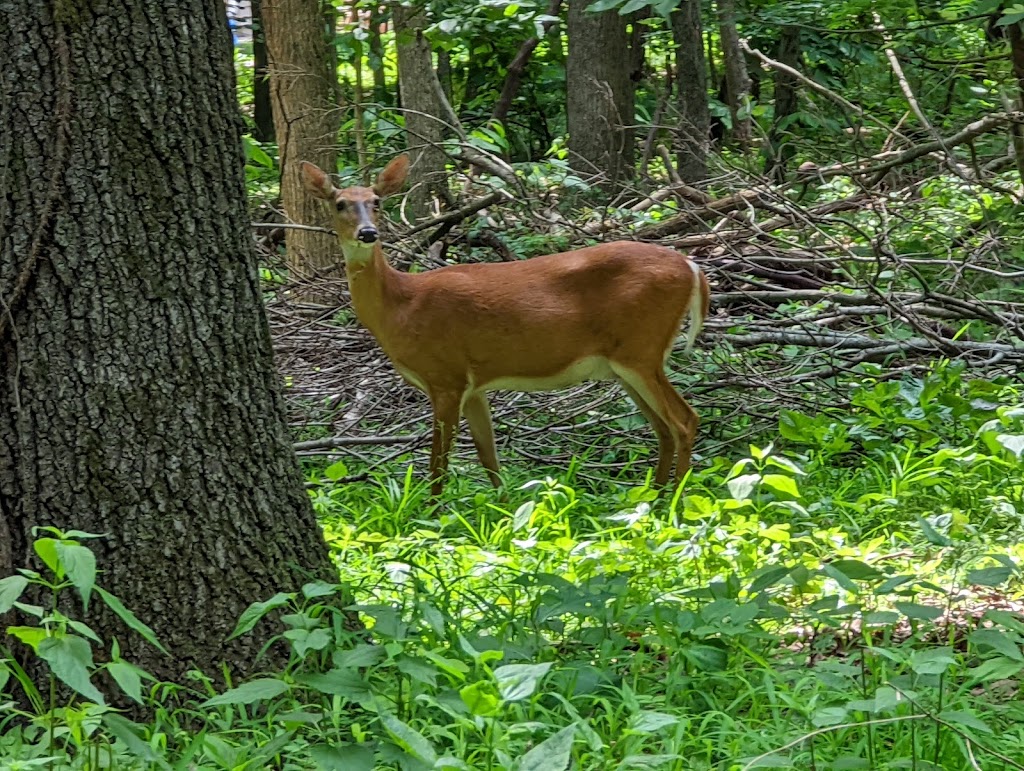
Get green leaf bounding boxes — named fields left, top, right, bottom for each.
left=969, top=629, right=1024, bottom=662
left=7, top=626, right=47, bottom=651
left=827, top=560, right=883, bottom=581
left=284, top=627, right=332, bottom=657
left=201, top=677, right=290, bottom=707
left=918, top=517, right=951, bottom=546
left=0, top=575, right=28, bottom=613
left=494, top=662, right=552, bottom=702
left=460, top=681, right=500, bottom=716
left=811, top=706, right=848, bottom=727
left=760, top=474, right=800, bottom=498
left=55, top=542, right=96, bottom=610
left=516, top=724, right=575, bottom=771
left=95, top=587, right=169, bottom=656
left=334, top=643, right=386, bottom=669
left=380, top=712, right=437, bottom=765
left=33, top=538, right=62, bottom=577
left=107, top=660, right=146, bottom=703
left=37, top=635, right=105, bottom=704
left=909, top=648, right=956, bottom=676
left=938, top=710, right=992, bottom=734
left=302, top=581, right=338, bottom=599
left=103, top=714, right=172, bottom=769
left=894, top=602, right=943, bottom=621
left=969, top=656, right=1024, bottom=682
left=727, top=473, right=759, bottom=501
left=324, top=460, right=348, bottom=481
left=227, top=592, right=294, bottom=640
left=628, top=710, right=679, bottom=733
left=309, top=743, right=375, bottom=771
left=747, top=565, right=790, bottom=594
left=586, top=0, right=623, bottom=11
left=681, top=644, right=728, bottom=672
left=995, top=434, right=1024, bottom=458
left=294, top=668, right=371, bottom=699
left=242, top=135, right=274, bottom=168
left=967, top=566, right=1012, bottom=587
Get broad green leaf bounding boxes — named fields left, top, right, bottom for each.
left=628, top=710, right=679, bottom=733
left=494, top=662, right=552, bottom=702
left=811, top=706, right=848, bottom=727
left=7, top=626, right=47, bottom=650
left=996, top=434, right=1024, bottom=457
left=201, top=677, right=290, bottom=707
left=283, top=627, right=332, bottom=657
left=969, top=656, right=1024, bottom=682
left=909, top=648, right=956, bottom=676
left=309, top=743, right=375, bottom=771
left=727, top=473, right=759, bottom=501
left=301, top=581, right=338, bottom=599
left=334, top=643, right=386, bottom=669
left=324, top=460, right=348, bottom=481
left=894, top=602, right=943, bottom=621
left=95, top=587, right=169, bottom=655
left=103, top=714, right=171, bottom=769
left=938, top=710, right=992, bottom=734
left=55, top=542, right=96, bottom=609
left=38, top=635, right=105, bottom=704
left=294, top=668, right=371, bottom=699
left=516, top=724, right=575, bottom=771
left=380, top=712, right=437, bottom=764
left=107, top=660, right=145, bottom=704
left=761, top=474, right=800, bottom=498
left=967, top=566, right=1012, bottom=587
left=33, top=538, right=61, bottom=577
left=460, top=681, right=500, bottom=716
left=227, top=592, right=294, bottom=640
left=969, top=629, right=1024, bottom=662
left=0, top=576, right=28, bottom=613
left=747, top=566, right=790, bottom=594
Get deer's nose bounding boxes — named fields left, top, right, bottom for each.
left=356, top=226, right=378, bottom=243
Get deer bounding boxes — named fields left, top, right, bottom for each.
left=301, top=154, right=710, bottom=496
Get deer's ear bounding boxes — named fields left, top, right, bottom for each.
left=300, top=162, right=336, bottom=200
left=373, top=154, right=409, bottom=196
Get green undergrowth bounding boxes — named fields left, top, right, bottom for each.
left=3, top=365, right=1024, bottom=769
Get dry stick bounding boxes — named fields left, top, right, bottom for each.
left=741, top=39, right=906, bottom=144
left=405, top=188, right=514, bottom=236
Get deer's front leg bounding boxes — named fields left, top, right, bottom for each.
left=428, top=389, right=462, bottom=496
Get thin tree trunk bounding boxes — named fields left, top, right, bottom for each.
left=716, top=0, right=751, bottom=148
left=671, top=0, right=710, bottom=183
left=252, top=0, right=275, bottom=142
left=394, top=5, right=448, bottom=220
left=0, top=0, right=336, bottom=685
left=263, top=0, right=341, bottom=287
left=566, top=0, right=634, bottom=190
left=368, top=5, right=389, bottom=104
left=490, top=0, right=564, bottom=127
left=767, top=25, right=801, bottom=181
left=1007, top=22, right=1024, bottom=187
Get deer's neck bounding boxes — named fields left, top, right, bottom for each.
left=341, top=241, right=407, bottom=340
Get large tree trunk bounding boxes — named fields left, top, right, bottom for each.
left=263, top=0, right=341, bottom=286
left=368, top=5, right=390, bottom=105
left=0, top=0, right=336, bottom=685
left=566, top=0, right=634, bottom=190
left=252, top=0, right=276, bottom=143
left=394, top=5, right=448, bottom=220
left=715, top=0, right=751, bottom=148
left=766, top=25, right=801, bottom=181
left=671, top=0, right=710, bottom=183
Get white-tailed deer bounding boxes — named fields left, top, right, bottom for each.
left=301, top=155, right=710, bottom=496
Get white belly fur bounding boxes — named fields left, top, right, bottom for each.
left=481, top=355, right=615, bottom=393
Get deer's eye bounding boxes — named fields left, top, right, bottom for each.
left=335, top=200, right=347, bottom=211
left=371, top=197, right=381, bottom=209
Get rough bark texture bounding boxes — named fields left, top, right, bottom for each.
left=566, top=0, right=634, bottom=190
left=252, top=0, right=275, bottom=143
left=767, top=25, right=801, bottom=180
left=394, top=5, right=448, bottom=220
left=0, top=0, right=337, bottom=684
left=716, top=0, right=751, bottom=148
left=263, top=0, right=341, bottom=282
left=671, top=0, right=710, bottom=183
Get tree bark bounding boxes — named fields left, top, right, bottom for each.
left=0, top=0, right=336, bottom=685
left=394, top=5, right=448, bottom=220
left=671, top=0, right=710, bottom=183
left=252, top=0, right=276, bottom=143
left=566, top=0, right=634, bottom=190
left=1006, top=21, right=1024, bottom=187
left=766, top=25, right=801, bottom=181
left=715, top=0, right=751, bottom=148
left=263, top=0, right=341, bottom=285
left=368, top=5, right=390, bottom=104
left=491, top=0, right=564, bottom=127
